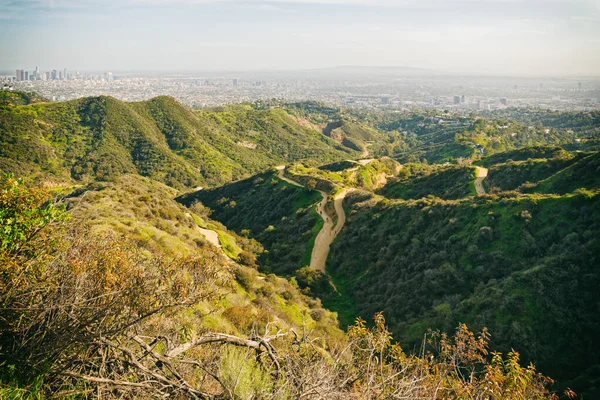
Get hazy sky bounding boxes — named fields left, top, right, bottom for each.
left=1, top=0, right=600, bottom=76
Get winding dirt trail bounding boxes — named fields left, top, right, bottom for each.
left=276, top=166, right=351, bottom=273
left=185, top=212, right=222, bottom=249
left=310, top=190, right=333, bottom=272
left=197, top=227, right=222, bottom=248
left=474, top=166, right=488, bottom=195
left=275, top=166, right=304, bottom=188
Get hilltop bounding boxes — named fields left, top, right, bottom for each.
left=0, top=94, right=357, bottom=189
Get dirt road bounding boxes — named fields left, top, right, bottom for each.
left=275, top=166, right=351, bottom=272
left=474, top=166, right=488, bottom=195
left=197, top=227, right=222, bottom=248
left=310, top=190, right=334, bottom=272
left=275, top=166, right=304, bottom=187
left=186, top=212, right=222, bottom=248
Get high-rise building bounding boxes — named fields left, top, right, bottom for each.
left=233, top=78, right=238, bottom=86
left=24, top=71, right=29, bottom=81
left=58, top=71, right=63, bottom=80
left=453, top=95, right=461, bottom=104
left=63, top=68, right=67, bottom=80
left=52, top=69, right=57, bottom=80
left=15, top=69, right=22, bottom=81
left=499, top=97, right=507, bottom=106
left=461, top=95, right=465, bottom=103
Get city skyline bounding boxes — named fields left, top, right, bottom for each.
left=4, top=64, right=600, bottom=79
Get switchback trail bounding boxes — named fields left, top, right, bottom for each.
left=474, top=166, right=488, bottom=195
left=276, top=166, right=351, bottom=273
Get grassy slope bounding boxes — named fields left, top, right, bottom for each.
left=478, top=146, right=572, bottom=168
left=290, top=158, right=401, bottom=192
left=328, top=189, right=600, bottom=395
left=0, top=90, right=48, bottom=106
left=532, top=152, right=600, bottom=194
left=486, top=157, right=579, bottom=192
left=0, top=94, right=355, bottom=190
left=63, top=174, right=344, bottom=341
left=178, top=171, right=323, bottom=276
left=378, top=164, right=475, bottom=200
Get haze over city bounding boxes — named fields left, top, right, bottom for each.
left=2, top=0, right=600, bottom=76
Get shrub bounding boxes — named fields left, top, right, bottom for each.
left=478, top=226, right=494, bottom=241
left=0, top=180, right=228, bottom=389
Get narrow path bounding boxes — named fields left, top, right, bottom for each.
left=197, top=227, right=222, bottom=248
left=185, top=212, right=223, bottom=249
left=275, top=166, right=351, bottom=273
left=474, top=166, right=488, bottom=195
left=332, top=189, right=351, bottom=236
left=275, top=166, right=304, bottom=187
left=310, top=190, right=333, bottom=272
left=359, top=143, right=372, bottom=159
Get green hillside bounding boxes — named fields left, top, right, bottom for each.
left=531, top=152, right=600, bottom=194
left=185, top=149, right=600, bottom=397
left=0, top=174, right=357, bottom=399
left=289, top=157, right=401, bottom=192
left=0, top=94, right=355, bottom=190
left=0, top=90, right=47, bottom=107
left=375, top=112, right=594, bottom=164
left=486, top=162, right=581, bottom=194
left=178, top=170, right=323, bottom=276
left=378, top=163, right=476, bottom=200
left=478, top=146, right=572, bottom=167
left=328, top=189, right=600, bottom=396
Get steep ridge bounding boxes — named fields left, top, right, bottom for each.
left=0, top=95, right=356, bottom=189
left=485, top=155, right=581, bottom=192
left=531, top=151, right=600, bottom=194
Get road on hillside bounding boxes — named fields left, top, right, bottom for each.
left=186, top=211, right=223, bottom=250
left=275, top=165, right=304, bottom=188
left=276, top=166, right=352, bottom=272
left=197, top=227, right=222, bottom=248
left=474, top=166, right=488, bottom=195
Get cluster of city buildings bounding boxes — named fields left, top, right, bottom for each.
left=9, top=67, right=115, bottom=82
